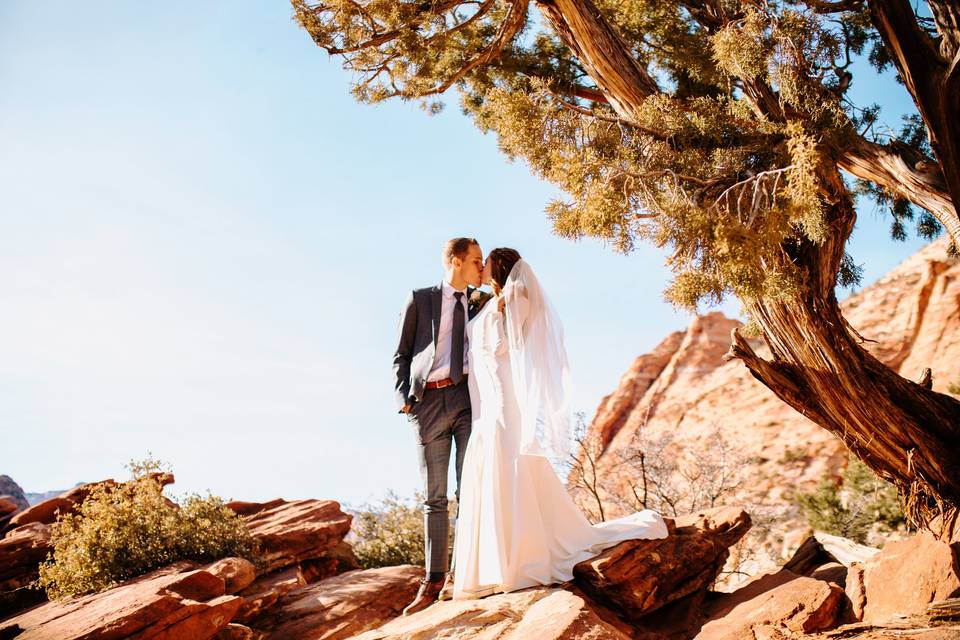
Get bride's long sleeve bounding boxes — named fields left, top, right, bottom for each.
left=485, top=305, right=508, bottom=356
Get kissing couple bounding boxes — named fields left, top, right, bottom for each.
left=393, top=238, right=668, bottom=615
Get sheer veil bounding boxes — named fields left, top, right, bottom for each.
left=502, top=260, right=573, bottom=460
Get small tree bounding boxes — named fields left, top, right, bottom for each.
left=37, top=458, right=257, bottom=599
left=348, top=491, right=426, bottom=569
left=565, top=412, right=608, bottom=523
left=347, top=491, right=460, bottom=570
left=797, top=453, right=906, bottom=544
left=611, top=423, right=745, bottom=518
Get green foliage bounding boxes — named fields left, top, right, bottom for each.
left=37, top=458, right=257, bottom=600
left=293, top=0, right=937, bottom=310
left=711, top=9, right=772, bottom=81
left=796, top=455, right=905, bottom=544
left=948, top=380, right=960, bottom=395
left=348, top=491, right=434, bottom=569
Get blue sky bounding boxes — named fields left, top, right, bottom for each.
left=0, top=3, right=928, bottom=507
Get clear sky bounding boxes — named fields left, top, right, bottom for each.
left=1, top=3, right=929, bottom=507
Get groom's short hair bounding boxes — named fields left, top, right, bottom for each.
left=443, top=237, right=479, bottom=268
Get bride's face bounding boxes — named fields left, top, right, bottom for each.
left=481, top=257, right=493, bottom=286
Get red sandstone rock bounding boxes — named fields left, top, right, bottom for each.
left=355, top=582, right=634, bottom=640
left=0, top=498, right=18, bottom=518
left=6, top=497, right=74, bottom=530
left=573, top=507, right=751, bottom=620
left=228, top=499, right=353, bottom=574
left=589, top=330, right=686, bottom=451
left=0, top=522, right=51, bottom=617
left=234, top=566, right=306, bottom=625
left=206, top=558, right=257, bottom=595
left=0, top=560, right=242, bottom=640
left=696, top=571, right=843, bottom=639
left=862, top=530, right=960, bottom=623
left=845, top=562, right=867, bottom=622
left=254, top=565, right=422, bottom=639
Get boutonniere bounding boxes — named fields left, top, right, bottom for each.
left=469, top=289, right=493, bottom=312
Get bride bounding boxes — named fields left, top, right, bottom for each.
left=451, top=248, right=668, bottom=600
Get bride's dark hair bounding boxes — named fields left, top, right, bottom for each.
left=488, top=248, right=522, bottom=292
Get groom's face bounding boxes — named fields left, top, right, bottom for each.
left=457, top=244, right=484, bottom=288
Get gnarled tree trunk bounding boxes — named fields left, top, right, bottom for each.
left=726, top=166, right=960, bottom=524
left=533, top=0, right=960, bottom=525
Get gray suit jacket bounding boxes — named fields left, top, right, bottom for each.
left=393, top=283, right=476, bottom=411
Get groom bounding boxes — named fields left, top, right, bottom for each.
left=393, top=237, right=483, bottom=615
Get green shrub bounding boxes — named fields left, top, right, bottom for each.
left=349, top=491, right=425, bottom=569
left=796, top=454, right=905, bottom=544
left=348, top=491, right=456, bottom=570
left=37, top=458, right=258, bottom=599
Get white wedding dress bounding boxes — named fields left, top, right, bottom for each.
left=452, top=261, right=668, bottom=600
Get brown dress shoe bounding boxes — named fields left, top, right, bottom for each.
left=437, top=572, right=455, bottom=601
left=402, top=577, right=443, bottom=616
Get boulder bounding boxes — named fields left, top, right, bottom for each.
left=696, top=570, right=843, bottom=639
left=862, top=530, right=960, bottom=623
left=573, top=507, right=751, bottom=620
left=783, top=532, right=879, bottom=576
left=0, top=478, right=29, bottom=513
left=206, top=558, right=257, bottom=595
left=0, top=499, right=18, bottom=519
left=355, top=583, right=635, bottom=640
left=844, top=562, right=867, bottom=622
left=810, top=562, right=847, bottom=588
left=234, top=566, right=306, bottom=625
left=253, top=565, right=422, bottom=639
left=0, top=559, right=243, bottom=640
left=0, top=523, right=51, bottom=618
left=228, top=499, right=353, bottom=574
left=6, top=497, right=75, bottom=530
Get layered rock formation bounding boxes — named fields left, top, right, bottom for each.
left=2, top=478, right=958, bottom=638
left=0, top=474, right=360, bottom=635
left=574, top=237, right=960, bottom=584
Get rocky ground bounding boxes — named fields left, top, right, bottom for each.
left=1, top=475, right=959, bottom=639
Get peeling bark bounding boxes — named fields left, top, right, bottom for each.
left=725, top=167, right=960, bottom=524
left=838, top=136, right=960, bottom=247
left=535, top=0, right=660, bottom=120
left=868, top=0, right=960, bottom=242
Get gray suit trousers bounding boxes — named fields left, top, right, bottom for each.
left=407, top=382, right=471, bottom=575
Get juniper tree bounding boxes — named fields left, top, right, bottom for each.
left=292, top=0, right=960, bottom=526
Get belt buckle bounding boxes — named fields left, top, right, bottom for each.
left=437, top=379, right=452, bottom=389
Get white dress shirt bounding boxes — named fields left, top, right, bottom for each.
left=427, top=280, right=470, bottom=382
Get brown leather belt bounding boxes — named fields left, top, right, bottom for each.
left=425, top=376, right=468, bottom=390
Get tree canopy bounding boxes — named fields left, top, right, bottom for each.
left=294, top=0, right=960, bottom=527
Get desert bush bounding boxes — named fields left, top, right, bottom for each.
left=37, top=457, right=257, bottom=599
left=796, top=454, right=906, bottom=544
left=349, top=491, right=424, bottom=569
left=348, top=490, right=458, bottom=570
